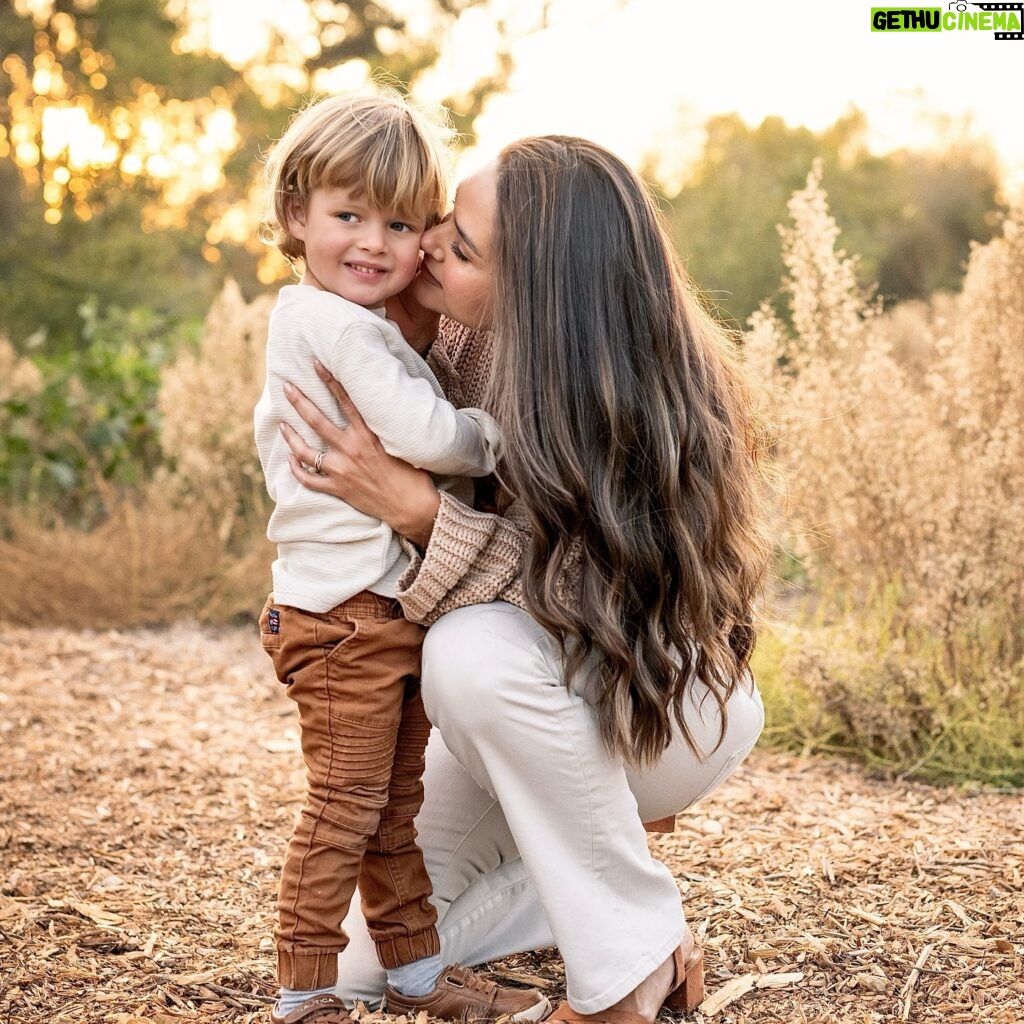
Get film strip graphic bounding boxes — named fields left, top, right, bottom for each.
left=972, top=1, right=1024, bottom=38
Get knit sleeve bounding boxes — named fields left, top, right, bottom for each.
left=395, top=490, right=528, bottom=625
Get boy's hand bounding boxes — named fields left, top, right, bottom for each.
left=386, top=265, right=441, bottom=356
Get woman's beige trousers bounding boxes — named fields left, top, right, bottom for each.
left=334, top=602, right=764, bottom=1013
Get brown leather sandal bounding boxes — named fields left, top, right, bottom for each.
left=663, top=938, right=705, bottom=1013
left=545, top=932, right=705, bottom=1024
left=545, top=1008, right=649, bottom=1024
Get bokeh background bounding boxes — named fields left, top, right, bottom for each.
left=1, top=0, right=1022, bottom=785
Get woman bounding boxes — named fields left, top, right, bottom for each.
left=279, top=136, right=771, bottom=1023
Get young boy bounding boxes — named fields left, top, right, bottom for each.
left=254, top=91, right=548, bottom=1024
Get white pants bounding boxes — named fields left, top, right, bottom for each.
left=336, top=602, right=764, bottom=1012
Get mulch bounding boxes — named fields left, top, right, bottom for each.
left=1, top=624, right=1021, bottom=1024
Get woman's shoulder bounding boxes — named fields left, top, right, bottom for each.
left=436, top=319, right=495, bottom=406
left=436, top=318, right=488, bottom=357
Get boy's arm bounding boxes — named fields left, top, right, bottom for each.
left=320, top=320, right=500, bottom=477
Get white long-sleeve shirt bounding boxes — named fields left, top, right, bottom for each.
left=254, top=285, right=501, bottom=612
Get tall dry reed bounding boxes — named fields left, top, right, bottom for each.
left=749, top=162, right=1023, bottom=783
left=158, top=278, right=276, bottom=544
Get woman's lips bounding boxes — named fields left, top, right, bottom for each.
left=419, top=261, right=441, bottom=287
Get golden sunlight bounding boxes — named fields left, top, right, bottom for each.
left=167, top=0, right=318, bottom=69
left=5, top=1, right=244, bottom=225
left=9, top=41, right=240, bottom=224
left=6, top=0, right=378, bottom=233
left=13, top=0, right=58, bottom=19
left=8, top=0, right=1021, bottom=242
left=41, top=106, right=117, bottom=169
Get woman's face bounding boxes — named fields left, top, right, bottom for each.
left=412, top=162, right=498, bottom=330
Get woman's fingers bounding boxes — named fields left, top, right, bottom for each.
left=283, top=381, right=350, bottom=446
left=313, top=359, right=368, bottom=430
left=286, top=452, right=332, bottom=491
left=279, top=420, right=320, bottom=465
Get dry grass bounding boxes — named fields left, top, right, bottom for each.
left=746, top=165, right=1024, bottom=781
left=157, top=278, right=275, bottom=543
left=749, top=164, right=1024, bottom=619
left=0, top=495, right=272, bottom=628
left=1, top=624, right=1022, bottom=1024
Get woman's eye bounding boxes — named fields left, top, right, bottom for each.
left=449, top=240, right=469, bottom=263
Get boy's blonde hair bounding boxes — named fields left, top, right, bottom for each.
left=262, top=88, right=454, bottom=263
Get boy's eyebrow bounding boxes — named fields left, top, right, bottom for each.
left=453, top=216, right=481, bottom=256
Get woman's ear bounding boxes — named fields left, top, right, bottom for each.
left=285, top=196, right=307, bottom=240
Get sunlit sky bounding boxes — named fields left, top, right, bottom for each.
left=9, top=0, right=1022, bottom=245
left=416, top=0, right=1024, bottom=191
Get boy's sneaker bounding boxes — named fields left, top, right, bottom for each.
left=269, top=993, right=351, bottom=1023
left=384, top=964, right=551, bottom=1022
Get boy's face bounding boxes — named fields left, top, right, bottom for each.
left=286, top=184, right=426, bottom=308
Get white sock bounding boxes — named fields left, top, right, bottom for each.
left=276, top=985, right=337, bottom=1017
left=386, top=953, right=444, bottom=997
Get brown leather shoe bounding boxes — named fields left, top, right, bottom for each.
left=384, top=963, right=551, bottom=1022
left=269, top=993, right=351, bottom=1023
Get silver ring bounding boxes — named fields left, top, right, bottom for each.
left=313, top=448, right=328, bottom=473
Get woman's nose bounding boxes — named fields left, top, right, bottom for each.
left=421, top=220, right=448, bottom=260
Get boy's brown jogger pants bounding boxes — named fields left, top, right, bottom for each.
left=259, top=592, right=440, bottom=991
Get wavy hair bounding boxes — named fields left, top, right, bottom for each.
left=489, top=136, right=772, bottom=767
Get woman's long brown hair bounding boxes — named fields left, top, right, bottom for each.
left=489, top=136, right=772, bottom=767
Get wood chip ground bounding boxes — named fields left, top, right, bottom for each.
left=1, top=624, right=1021, bottom=1023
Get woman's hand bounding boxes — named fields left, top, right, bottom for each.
left=282, top=362, right=441, bottom=549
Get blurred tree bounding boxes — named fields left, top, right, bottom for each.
left=0, top=0, right=517, bottom=351
left=665, top=111, right=1006, bottom=327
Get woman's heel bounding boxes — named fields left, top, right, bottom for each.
left=662, top=941, right=705, bottom=1013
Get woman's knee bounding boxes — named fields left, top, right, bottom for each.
left=420, top=604, right=553, bottom=729
left=421, top=608, right=502, bottom=726
left=335, top=903, right=386, bottom=1007
left=722, top=675, right=765, bottom=754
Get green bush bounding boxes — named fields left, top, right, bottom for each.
left=0, top=301, right=199, bottom=525
left=753, top=593, right=1024, bottom=787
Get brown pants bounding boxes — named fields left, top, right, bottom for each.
left=259, top=592, right=440, bottom=990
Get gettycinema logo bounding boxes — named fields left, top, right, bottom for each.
left=871, top=2, right=1023, bottom=38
